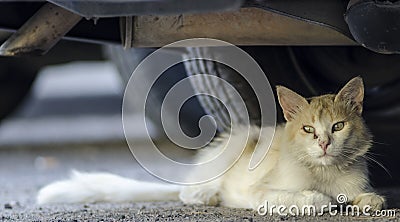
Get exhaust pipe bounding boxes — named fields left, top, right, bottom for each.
left=0, top=3, right=82, bottom=56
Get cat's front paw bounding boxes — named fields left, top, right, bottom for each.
left=300, top=190, right=332, bottom=212
left=179, top=186, right=219, bottom=206
left=352, top=193, right=385, bottom=211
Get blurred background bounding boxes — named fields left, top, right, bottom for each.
left=0, top=57, right=124, bottom=146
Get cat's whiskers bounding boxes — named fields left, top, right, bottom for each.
left=364, top=150, right=384, bottom=157
left=295, top=153, right=310, bottom=163
left=341, top=147, right=368, bottom=159
left=337, top=152, right=356, bottom=165
left=338, top=149, right=391, bottom=177
left=361, top=155, right=392, bottom=178
left=370, top=141, right=390, bottom=146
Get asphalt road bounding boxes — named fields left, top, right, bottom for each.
left=0, top=144, right=399, bottom=222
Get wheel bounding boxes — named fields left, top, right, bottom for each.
left=104, top=45, right=207, bottom=138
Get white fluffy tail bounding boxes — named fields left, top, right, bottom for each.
left=37, top=171, right=181, bottom=205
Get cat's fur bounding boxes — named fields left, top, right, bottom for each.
left=37, top=77, right=385, bottom=212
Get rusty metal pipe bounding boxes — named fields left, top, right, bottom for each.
left=130, top=8, right=356, bottom=47
left=0, top=3, right=82, bottom=56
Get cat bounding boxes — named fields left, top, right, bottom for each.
left=37, top=76, right=385, bottom=213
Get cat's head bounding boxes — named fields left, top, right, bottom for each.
left=277, top=77, right=371, bottom=167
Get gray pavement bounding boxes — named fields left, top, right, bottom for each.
left=0, top=144, right=399, bottom=222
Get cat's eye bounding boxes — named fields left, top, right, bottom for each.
left=303, top=125, right=315, bottom=134
left=332, top=122, right=345, bottom=132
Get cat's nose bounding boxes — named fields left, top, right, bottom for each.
left=318, top=139, right=331, bottom=152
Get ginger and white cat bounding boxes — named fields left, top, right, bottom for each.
left=37, top=77, right=385, bottom=212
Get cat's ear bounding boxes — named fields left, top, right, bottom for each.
left=276, top=86, right=309, bottom=121
left=335, top=76, right=364, bottom=115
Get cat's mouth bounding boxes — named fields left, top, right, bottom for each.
left=315, top=153, right=338, bottom=165
left=319, top=153, right=336, bottom=158
left=306, top=151, right=338, bottom=165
